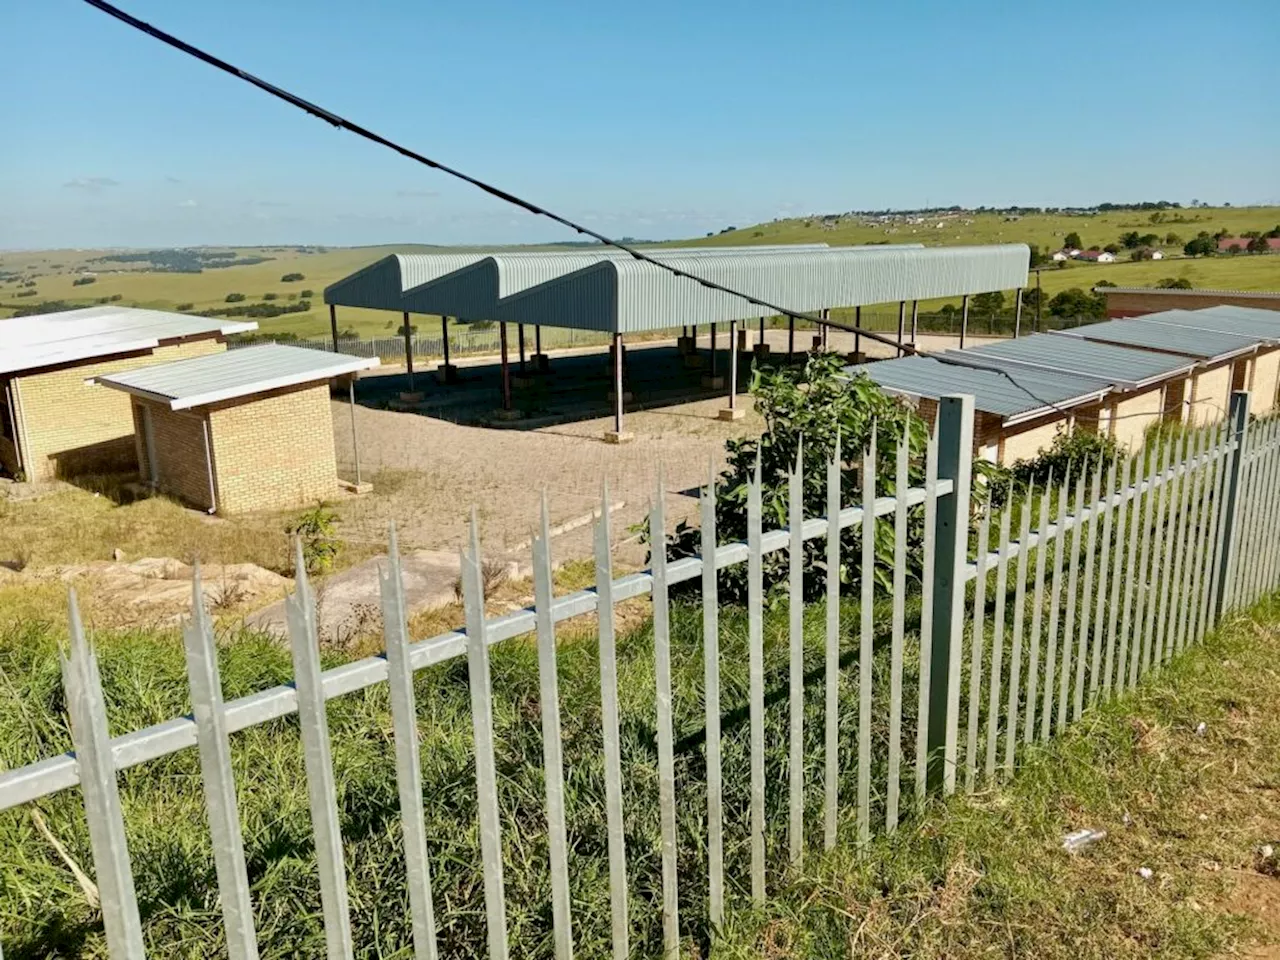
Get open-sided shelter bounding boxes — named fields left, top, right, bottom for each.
left=0, top=306, right=255, bottom=481
left=95, top=345, right=378, bottom=514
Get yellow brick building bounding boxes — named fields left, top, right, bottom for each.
left=97, top=344, right=377, bottom=514
left=1, top=307, right=256, bottom=481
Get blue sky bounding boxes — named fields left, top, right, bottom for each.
left=3, top=0, right=1276, bottom=249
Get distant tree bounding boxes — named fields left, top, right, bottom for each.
left=300, top=289, right=314, bottom=298
left=1103, top=243, right=1121, bottom=255
left=1247, top=235, right=1271, bottom=253
left=1183, top=236, right=1216, bottom=257
left=71, top=276, right=96, bottom=286
left=280, top=272, right=305, bottom=282
left=972, top=291, right=1005, bottom=317
left=1064, top=231, right=1083, bottom=249
left=1120, top=231, right=1142, bottom=248
left=1138, top=233, right=1160, bottom=247
left=1027, top=243, right=1045, bottom=268
left=262, top=292, right=278, bottom=300
left=1048, top=287, right=1106, bottom=320
left=1227, top=243, right=1243, bottom=255
left=1095, top=280, right=1117, bottom=288
left=1020, top=287, right=1044, bottom=312
left=175, top=302, right=194, bottom=311
left=1155, top=277, right=1193, bottom=289
left=1164, top=232, right=1183, bottom=246
left=1267, top=225, right=1280, bottom=239
left=225, top=292, right=246, bottom=303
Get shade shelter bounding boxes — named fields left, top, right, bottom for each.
left=860, top=355, right=1109, bottom=464
left=0, top=306, right=256, bottom=481
left=95, top=345, right=378, bottom=514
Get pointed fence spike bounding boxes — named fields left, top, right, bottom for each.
left=650, top=469, right=680, bottom=957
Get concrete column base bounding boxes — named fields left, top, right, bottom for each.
left=607, top=390, right=634, bottom=403
left=338, top=479, right=373, bottom=495
left=677, top=335, right=695, bottom=355
left=493, top=408, right=524, bottom=421
left=603, top=430, right=634, bottom=445
left=812, top=335, right=824, bottom=350
left=436, top=364, right=460, bottom=384
left=736, top=329, right=748, bottom=351
left=683, top=353, right=705, bottom=369
left=398, top=391, right=425, bottom=403
left=512, top=374, right=537, bottom=390
left=846, top=351, right=867, bottom=364
left=718, top=407, right=745, bottom=421
left=532, top=352, right=551, bottom=372
left=754, top=343, right=771, bottom=358
left=701, top=374, right=726, bottom=389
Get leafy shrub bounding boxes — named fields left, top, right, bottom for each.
left=71, top=275, right=96, bottom=286
left=286, top=503, right=341, bottom=575
left=175, top=302, right=194, bottom=311
left=262, top=292, right=278, bottom=301
left=300, top=289, right=314, bottom=298
left=663, top=351, right=928, bottom=603
left=1156, top=277, right=1193, bottom=289
left=1012, top=429, right=1125, bottom=488
left=15, top=289, right=37, bottom=298
left=225, top=292, right=246, bottom=303
left=280, top=272, right=305, bottom=282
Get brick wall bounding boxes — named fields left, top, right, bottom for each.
left=999, top=414, right=1069, bottom=464
left=133, top=399, right=216, bottom=511
left=1109, top=386, right=1166, bottom=452
left=206, top=383, right=337, bottom=514
left=12, top=337, right=224, bottom=481
left=1249, top=348, right=1280, bottom=416
left=1190, top=362, right=1232, bottom=427
left=1103, top=289, right=1280, bottom=318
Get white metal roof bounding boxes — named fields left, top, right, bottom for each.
left=94, top=344, right=378, bottom=410
left=502, top=244, right=1030, bottom=334
left=0, top=306, right=257, bottom=376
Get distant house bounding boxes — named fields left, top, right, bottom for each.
left=1051, top=250, right=1071, bottom=262
left=1217, top=236, right=1280, bottom=253
left=1150, top=250, right=1164, bottom=260
left=1076, top=250, right=1116, bottom=263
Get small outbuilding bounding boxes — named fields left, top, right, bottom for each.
left=95, top=345, right=378, bottom=514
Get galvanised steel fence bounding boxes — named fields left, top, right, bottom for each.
left=1, top=390, right=1278, bottom=959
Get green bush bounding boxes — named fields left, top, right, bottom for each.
left=1012, top=429, right=1125, bottom=488
left=175, top=302, right=194, bottom=312
left=286, top=503, right=341, bottom=574
left=225, top=292, right=246, bottom=303
left=262, top=292, right=278, bottom=301
left=71, top=275, right=96, bottom=286
left=299, top=288, right=314, bottom=298
left=280, top=272, right=305, bottom=282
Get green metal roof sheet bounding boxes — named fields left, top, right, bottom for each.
left=942, top=331, right=1195, bottom=390
left=1134, top=307, right=1280, bottom=345
left=1055, top=317, right=1257, bottom=362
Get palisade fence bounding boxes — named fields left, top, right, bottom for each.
left=2, top=389, right=1280, bottom=959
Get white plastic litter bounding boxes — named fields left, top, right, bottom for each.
left=1195, top=722, right=1207, bottom=736
left=1261, top=844, right=1275, bottom=860
left=1062, top=828, right=1107, bottom=853
left=1137, top=867, right=1154, bottom=880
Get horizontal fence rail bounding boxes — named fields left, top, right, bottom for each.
left=2, top=390, right=1278, bottom=959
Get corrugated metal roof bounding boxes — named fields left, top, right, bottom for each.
left=0, top=306, right=257, bottom=375
left=1135, top=307, right=1280, bottom=344
left=1092, top=286, right=1280, bottom=301
left=323, top=244, right=887, bottom=314
left=94, top=344, right=379, bottom=410
left=1055, top=317, right=1258, bottom=362
left=859, top=354, right=1108, bottom=423
left=503, top=244, right=1030, bottom=334
left=942, top=331, right=1195, bottom=390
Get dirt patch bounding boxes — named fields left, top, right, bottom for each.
left=1224, top=871, right=1280, bottom=958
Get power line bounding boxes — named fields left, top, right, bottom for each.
left=79, top=0, right=911, bottom=357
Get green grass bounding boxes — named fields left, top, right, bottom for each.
left=2, top=578, right=1278, bottom=958
left=2, top=207, right=1277, bottom=340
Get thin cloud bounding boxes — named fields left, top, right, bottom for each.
left=247, top=199, right=289, bottom=208
left=177, top=199, right=198, bottom=208
left=164, top=175, right=183, bottom=184
left=63, top=176, right=120, bottom=192
left=395, top=189, right=440, bottom=199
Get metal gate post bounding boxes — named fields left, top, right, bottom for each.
left=1216, top=390, right=1251, bottom=617
left=927, top=394, right=974, bottom=794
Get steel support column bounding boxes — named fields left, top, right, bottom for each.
left=442, top=316, right=451, bottom=367
left=911, top=300, right=919, bottom=344
left=402, top=311, right=414, bottom=392
left=329, top=303, right=339, bottom=353
left=959, top=294, right=970, bottom=350
left=349, top=378, right=362, bottom=487
left=499, top=322, right=512, bottom=411
left=613, top=333, right=624, bottom=434
left=728, top=320, right=738, bottom=410
left=896, top=300, right=906, bottom=357
left=1013, top=288, right=1023, bottom=338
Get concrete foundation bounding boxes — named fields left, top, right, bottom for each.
left=607, top=390, right=635, bottom=403
left=754, top=343, right=771, bottom=358
left=493, top=408, right=524, bottom=421
left=603, top=430, right=634, bottom=445
left=683, top=353, right=705, bottom=369
left=532, top=352, right=551, bottom=373
left=701, top=374, right=726, bottom=389
left=718, top=407, right=745, bottom=421
left=436, top=364, right=460, bottom=384
left=398, top=391, right=425, bottom=403
left=338, top=479, right=374, bottom=495
left=677, top=336, right=696, bottom=355
left=512, top=374, right=538, bottom=390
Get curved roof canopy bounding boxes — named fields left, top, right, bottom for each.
left=500, top=244, right=1029, bottom=334
left=323, top=244, right=851, bottom=313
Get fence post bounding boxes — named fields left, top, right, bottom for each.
left=1215, top=390, right=1251, bottom=618
left=926, top=394, right=974, bottom=794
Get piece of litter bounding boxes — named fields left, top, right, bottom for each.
left=1122, top=812, right=1134, bottom=828
left=1137, top=867, right=1154, bottom=880
left=1195, top=722, right=1207, bottom=736
left=1198, top=813, right=1208, bottom=821
left=1261, top=844, right=1275, bottom=860
left=1063, top=828, right=1107, bottom=853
